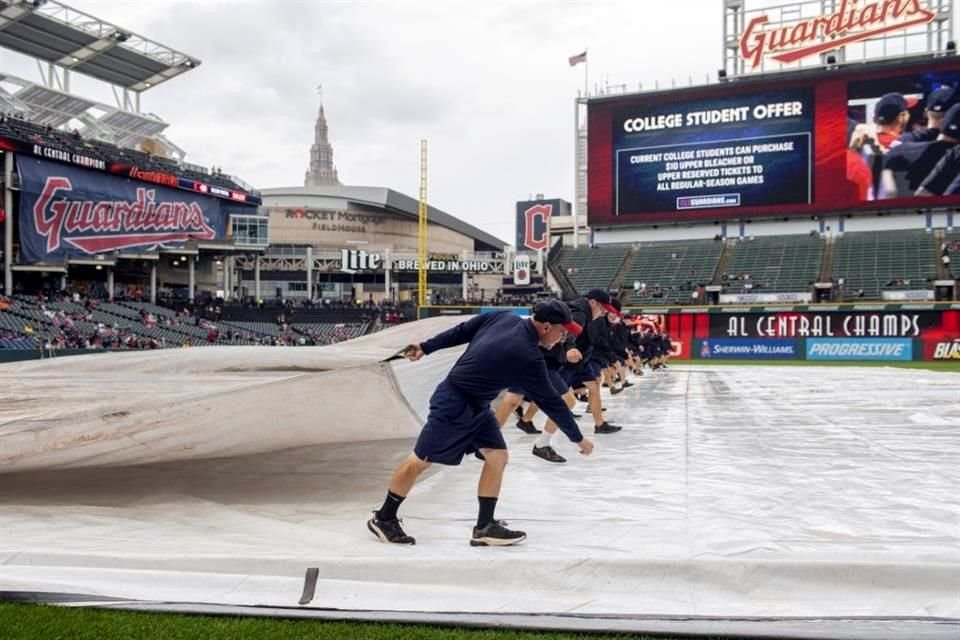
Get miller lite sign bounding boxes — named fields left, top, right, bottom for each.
left=739, top=0, right=938, bottom=69
left=513, top=253, right=531, bottom=286
left=17, top=158, right=228, bottom=263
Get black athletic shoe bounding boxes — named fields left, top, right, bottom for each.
left=515, top=419, right=540, bottom=434
left=610, top=386, right=622, bottom=395
left=594, top=422, right=622, bottom=434
left=622, top=381, right=634, bottom=388
left=470, top=521, right=527, bottom=547
left=368, top=513, right=416, bottom=545
left=532, top=445, right=566, bottom=463
left=601, top=382, right=609, bottom=388
left=575, top=393, right=589, bottom=403
left=571, top=412, right=583, bottom=418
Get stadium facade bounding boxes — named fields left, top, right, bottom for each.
left=0, top=0, right=517, bottom=305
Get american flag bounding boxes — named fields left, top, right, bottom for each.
left=568, top=50, right=587, bottom=67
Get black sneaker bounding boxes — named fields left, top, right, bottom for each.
left=622, top=381, right=634, bottom=388
left=368, top=513, right=416, bottom=545
left=610, top=386, right=622, bottom=395
left=575, top=393, right=589, bottom=403
left=571, top=412, right=582, bottom=418
left=470, top=521, right=527, bottom=547
left=601, top=382, right=609, bottom=388
left=532, top=445, right=566, bottom=463
left=515, top=419, right=540, bottom=434
left=594, top=422, right=622, bottom=434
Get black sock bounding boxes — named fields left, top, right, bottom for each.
left=477, top=496, right=498, bottom=528
left=377, top=490, right=405, bottom=521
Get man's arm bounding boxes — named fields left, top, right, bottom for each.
left=416, top=312, right=500, bottom=356
left=516, top=357, right=584, bottom=444
left=917, top=151, right=960, bottom=197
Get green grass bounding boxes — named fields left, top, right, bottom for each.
left=670, top=359, right=960, bottom=372
left=0, top=603, right=735, bottom=640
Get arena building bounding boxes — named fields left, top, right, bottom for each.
left=236, top=102, right=516, bottom=304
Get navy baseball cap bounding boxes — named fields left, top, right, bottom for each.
left=942, top=103, right=960, bottom=137
left=874, top=93, right=917, bottom=124
left=533, top=300, right=582, bottom=336
left=584, top=288, right=618, bottom=315
left=926, top=86, right=956, bottom=113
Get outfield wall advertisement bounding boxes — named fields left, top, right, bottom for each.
left=419, top=306, right=959, bottom=362
left=588, top=58, right=960, bottom=225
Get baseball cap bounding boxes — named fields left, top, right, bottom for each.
left=926, top=86, right=956, bottom=113
left=533, top=299, right=582, bottom=336
left=584, top=288, right=618, bottom=315
left=874, top=93, right=917, bottom=124
left=942, top=103, right=960, bottom=137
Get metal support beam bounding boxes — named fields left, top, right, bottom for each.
left=4, top=152, right=13, bottom=296
left=254, top=256, right=260, bottom=302
left=188, top=256, right=195, bottom=302
left=384, top=248, right=392, bottom=302
left=305, top=246, right=313, bottom=302
left=150, top=263, right=157, bottom=304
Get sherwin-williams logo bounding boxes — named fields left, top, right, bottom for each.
left=33, top=177, right=214, bottom=253
left=739, top=0, right=936, bottom=69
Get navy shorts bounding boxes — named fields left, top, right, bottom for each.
left=414, top=380, right=506, bottom=466
left=560, top=361, right=601, bottom=389
left=507, top=369, right=569, bottom=398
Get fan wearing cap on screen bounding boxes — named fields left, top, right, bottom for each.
left=898, top=86, right=957, bottom=144
left=873, top=93, right=919, bottom=152
left=915, top=104, right=960, bottom=197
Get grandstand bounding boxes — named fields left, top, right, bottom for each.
left=548, top=229, right=955, bottom=304
left=832, top=229, right=940, bottom=301
left=553, top=244, right=631, bottom=293
left=721, top=234, right=824, bottom=294
left=620, top=239, right=724, bottom=305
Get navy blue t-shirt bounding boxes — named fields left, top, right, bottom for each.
left=884, top=140, right=957, bottom=192
left=420, top=311, right=584, bottom=443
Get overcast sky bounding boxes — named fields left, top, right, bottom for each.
left=1, top=1, right=727, bottom=245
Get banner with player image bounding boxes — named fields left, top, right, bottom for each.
left=588, top=57, right=960, bottom=225
left=847, top=70, right=960, bottom=202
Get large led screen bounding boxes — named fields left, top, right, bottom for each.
left=588, top=59, right=960, bottom=225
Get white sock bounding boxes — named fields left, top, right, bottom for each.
left=535, top=431, right=552, bottom=448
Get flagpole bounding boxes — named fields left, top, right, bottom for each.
left=583, top=47, right=588, bottom=97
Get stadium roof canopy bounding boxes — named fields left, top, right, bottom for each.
left=260, top=186, right=507, bottom=252
left=0, top=0, right=199, bottom=91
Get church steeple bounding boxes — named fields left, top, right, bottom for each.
left=304, top=85, right=341, bottom=187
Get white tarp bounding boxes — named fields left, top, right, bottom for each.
left=1, top=319, right=958, bottom=626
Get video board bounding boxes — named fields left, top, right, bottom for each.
left=588, top=58, right=960, bottom=225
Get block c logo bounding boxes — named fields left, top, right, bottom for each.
left=523, top=203, right=551, bottom=251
